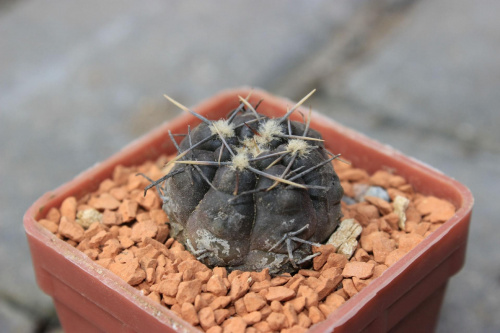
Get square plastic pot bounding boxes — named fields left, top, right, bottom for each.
left=24, top=88, right=473, bottom=333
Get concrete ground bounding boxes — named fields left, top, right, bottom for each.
left=1, top=0, right=499, bottom=331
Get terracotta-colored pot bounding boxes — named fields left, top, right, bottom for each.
left=24, top=88, right=473, bottom=332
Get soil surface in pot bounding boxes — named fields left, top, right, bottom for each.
left=37, top=155, right=456, bottom=333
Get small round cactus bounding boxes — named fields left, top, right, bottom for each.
left=145, top=91, right=343, bottom=274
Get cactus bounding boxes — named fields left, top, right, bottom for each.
left=144, top=91, right=344, bottom=274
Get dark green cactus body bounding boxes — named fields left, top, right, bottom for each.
left=160, top=107, right=343, bottom=274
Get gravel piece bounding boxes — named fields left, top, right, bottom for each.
left=342, top=262, right=375, bottom=279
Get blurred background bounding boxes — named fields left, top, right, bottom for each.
left=1, top=0, right=499, bottom=332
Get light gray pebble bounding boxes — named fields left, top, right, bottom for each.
left=364, top=186, right=390, bottom=202
left=352, top=184, right=390, bottom=202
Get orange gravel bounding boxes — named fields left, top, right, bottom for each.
left=37, top=155, right=456, bottom=332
